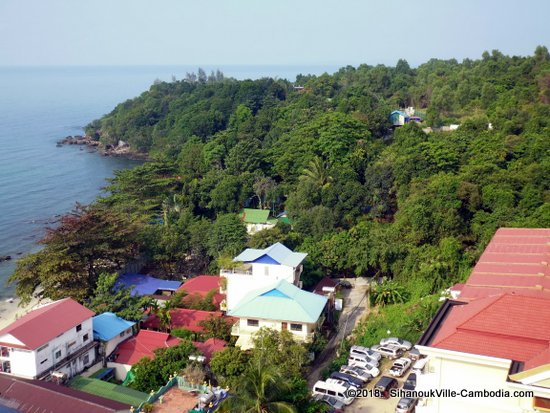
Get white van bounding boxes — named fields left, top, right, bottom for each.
left=412, top=357, right=428, bottom=374
left=348, top=353, right=379, bottom=368
left=312, top=380, right=356, bottom=405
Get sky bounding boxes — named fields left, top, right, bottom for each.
left=0, top=0, right=549, bottom=67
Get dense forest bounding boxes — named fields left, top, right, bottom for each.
left=11, top=46, right=550, bottom=312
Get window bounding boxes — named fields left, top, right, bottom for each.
left=55, top=350, right=62, bottom=359
left=83, top=334, right=89, bottom=342
left=76, top=324, right=82, bottom=332
left=0, top=347, right=9, bottom=357
left=119, top=331, right=126, bottom=337
left=247, top=319, right=259, bottom=327
left=40, top=358, right=48, bottom=365
left=82, top=354, right=90, bottom=365
left=67, top=341, right=76, bottom=348
left=290, top=323, right=302, bottom=332
left=264, top=266, right=269, bottom=276
left=328, top=390, right=336, bottom=396
left=1, top=361, right=10, bottom=373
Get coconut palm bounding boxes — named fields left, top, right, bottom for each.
left=217, top=360, right=297, bottom=413
left=299, top=156, right=333, bottom=189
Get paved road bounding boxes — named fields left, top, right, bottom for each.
left=307, top=277, right=370, bottom=387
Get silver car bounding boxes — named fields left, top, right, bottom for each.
left=340, top=365, right=373, bottom=383
left=395, top=397, right=418, bottom=413
left=371, top=344, right=404, bottom=359
left=380, top=337, right=412, bottom=351
left=350, top=344, right=383, bottom=361
left=313, top=393, right=346, bottom=410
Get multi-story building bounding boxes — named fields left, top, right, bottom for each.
left=221, top=242, right=307, bottom=311
left=0, top=298, right=96, bottom=380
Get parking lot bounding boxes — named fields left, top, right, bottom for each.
left=344, top=351, right=416, bottom=413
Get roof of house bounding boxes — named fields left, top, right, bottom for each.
left=313, top=276, right=338, bottom=295
left=459, top=228, right=550, bottom=300
left=0, top=298, right=94, bottom=350
left=113, top=330, right=181, bottom=366
left=142, top=309, right=224, bottom=333
left=192, top=338, right=227, bottom=363
left=241, top=208, right=271, bottom=224
left=429, top=294, right=550, bottom=370
left=93, top=312, right=135, bottom=341
left=234, top=242, right=307, bottom=267
left=0, top=374, right=129, bottom=413
left=116, top=273, right=182, bottom=296
left=177, top=275, right=221, bottom=295
left=228, top=279, right=328, bottom=323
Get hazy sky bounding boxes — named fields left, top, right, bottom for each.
left=0, top=0, right=549, bottom=67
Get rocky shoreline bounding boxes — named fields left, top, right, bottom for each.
left=56, top=135, right=149, bottom=160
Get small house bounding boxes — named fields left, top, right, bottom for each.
left=92, top=313, right=135, bottom=358
left=240, top=208, right=277, bottom=234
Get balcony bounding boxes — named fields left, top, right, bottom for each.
left=220, top=264, right=253, bottom=277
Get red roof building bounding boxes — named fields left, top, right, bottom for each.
left=0, top=298, right=95, bottom=350
left=192, top=338, right=227, bottom=363
left=459, top=228, right=550, bottom=300
left=313, top=277, right=338, bottom=296
left=0, top=373, right=129, bottom=413
left=142, top=309, right=224, bottom=333
left=114, top=330, right=181, bottom=365
left=177, top=275, right=225, bottom=309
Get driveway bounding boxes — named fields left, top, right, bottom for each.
left=307, top=277, right=370, bottom=387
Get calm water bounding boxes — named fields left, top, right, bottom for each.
left=0, top=64, right=338, bottom=298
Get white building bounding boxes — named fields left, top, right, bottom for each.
left=0, top=298, right=96, bottom=380
left=92, top=312, right=135, bottom=358
left=228, top=279, right=328, bottom=349
left=220, top=242, right=307, bottom=311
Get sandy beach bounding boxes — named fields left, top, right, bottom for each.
left=0, top=295, right=51, bottom=329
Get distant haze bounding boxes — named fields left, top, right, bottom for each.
left=0, top=0, right=549, bottom=67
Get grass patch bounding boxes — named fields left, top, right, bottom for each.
left=69, top=376, right=149, bottom=406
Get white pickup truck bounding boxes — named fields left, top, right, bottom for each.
left=389, top=357, right=412, bottom=377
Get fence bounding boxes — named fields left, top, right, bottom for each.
left=134, top=376, right=177, bottom=412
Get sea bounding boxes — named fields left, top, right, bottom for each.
left=0, top=64, right=339, bottom=299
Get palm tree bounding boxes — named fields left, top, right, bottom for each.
left=299, top=156, right=333, bottom=189
left=370, top=280, right=409, bottom=307
left=217, top=360, right=297, bottom=413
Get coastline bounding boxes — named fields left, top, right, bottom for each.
left=57, top=135, right=150, bottom=161
left=0, top=296, right=51, bottom=329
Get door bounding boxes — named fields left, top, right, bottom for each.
left=282, top=322, right=287, bottom=330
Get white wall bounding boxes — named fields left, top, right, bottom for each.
left=107, top=361, right=131, bottom=381
left=0, top=317, right=95, bottom=379
left=235, top=317, right=315, bottom=343
left=224, top=263, right=300, bottom=311
left=103, top=327, right=133, bottom=357
left=416, top=346, right=541, bottom=413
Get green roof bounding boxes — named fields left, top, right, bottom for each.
left=69, top=376, right=149, bottom=406
left=241, top=208, right=271, bottom=224
left=228, top=280, right=327, bottom=323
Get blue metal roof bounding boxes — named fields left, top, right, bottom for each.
left=93, top=312, right=135, bottom=341
left=233, top=242, right=307, bottom=267
left=116, top=273, right=182, bottom=296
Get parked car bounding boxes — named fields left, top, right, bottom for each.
left=340, top=365, right=374, bottom=382
left=313, top=393, right=345, bottom=412
left=412, top=357, right=428, bottom=374
left=371, top=344, right=404, bottom=359
left=374, top=376, right=398, bottom=399
left=330, top=371, right=364, bottom=388
left=389, top=358, right=412, bottom=377
left=403, top=372, right=416, bottom=391
left=395, top=397, right=418, bottom=413
left=312, top=380, right=355, bottom=405
left=348, top=354, right=380, bottom=370
left=350, top=345, right=382, bottom=361
left=338, top=280, right=352, bottom=289
left=380, top=337, right=413, bottom=351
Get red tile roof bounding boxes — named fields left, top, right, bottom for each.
left=178, top=275, right=221, bottom=295
left=0, top=373, right=129, bottom=412
left=192, top=338, right=227, bottom=363
left=460, top=228, right=550, bottom=300
left=142, top=309, right=224, bottom=333
left=432, top=294, right=550, bottom=369
left=0, top=298, right=95, bottom=350
left=114, top=330, right=181, bottom=365
left=177, top=275, right=225, bottom=308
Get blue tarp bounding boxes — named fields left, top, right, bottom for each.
left=93, top=312, right=135, bottom=341
left=116, top=273, right=182, bottom=296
